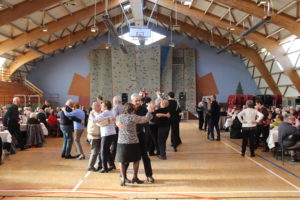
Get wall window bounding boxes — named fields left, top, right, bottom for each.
left=281, top=38, right=300, bottom=68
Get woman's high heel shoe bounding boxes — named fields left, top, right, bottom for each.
left=132, top=178, right=144, bottom=184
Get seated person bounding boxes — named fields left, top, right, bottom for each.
left=37, top=109, right=48, bottom=127
left=27, top=113, right=40, bottom=125
left=278, top=115, right=300, bottom=162
left=270, top=114, right=283, bottom=129
left=48, top=110, right=60, bottom=128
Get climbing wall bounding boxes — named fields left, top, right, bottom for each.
left=89, top=50, right=112, bottom=103
left=90, top=45, right=160, bottom=101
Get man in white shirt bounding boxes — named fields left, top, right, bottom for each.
left=237, top=100, right=263, bottom=157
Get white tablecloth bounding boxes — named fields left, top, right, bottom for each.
left=20, top=123, right=48, bottom=136
left=0, top=130, right=12, bottom=143
left=267, top=128, right=279, bottom=149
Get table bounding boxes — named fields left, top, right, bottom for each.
left=0, top=130, right=12, bottom=143
left=20, top=123, right=48, bottom=136
left=267, top=128, right=279, bottom=149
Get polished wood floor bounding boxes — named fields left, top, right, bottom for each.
left=1, top=120, right=300, bottom=200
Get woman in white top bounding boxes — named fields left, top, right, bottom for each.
left=90, top=100, right=116, bottom=173
left=237, top=100, right=263, bottom=157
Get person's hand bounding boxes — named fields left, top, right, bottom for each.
left=252, top=121, right=257, bottom=125
left=62, top=107, right=66, bottom=111
left=111, top=117, right=116, bottom=122
left=156, top=113, right=162, bottom=118
left=242, top=120, right=247, bottom=124
left=81, top=120, right=85, bottom=125
left=166, top=113, right=171, bottom=118
left=116, top=122, right=125, bottom=129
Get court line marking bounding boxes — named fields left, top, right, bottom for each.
left=1, top=189, right=300, bottom=194
left=221, top=140, right=300, bottom=191
left=71, top=171, right=91, bottom=192
left=227, top=138, right=300, bottom=179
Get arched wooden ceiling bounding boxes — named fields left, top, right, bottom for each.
left=0, top=0, right=299, bottom=96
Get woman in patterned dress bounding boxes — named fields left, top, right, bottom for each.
left=116, top=102, right=154, bottom=186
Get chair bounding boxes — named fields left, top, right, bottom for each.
left=278, top=134, right=300, bottom=165
left=26, top=124, right=45, bottom=147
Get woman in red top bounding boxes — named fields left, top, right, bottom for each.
left=48, top=110, right=60, bottom=136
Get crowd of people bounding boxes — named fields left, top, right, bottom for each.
left=0, top=91, right=183, bottom=185
left=196, top=98, right=300, bottom=160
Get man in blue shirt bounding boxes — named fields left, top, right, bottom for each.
left=63, top=103, right=86, bottom=160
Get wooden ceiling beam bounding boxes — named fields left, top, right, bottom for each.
left=147, top=0, right=300, bottom=92
left=4, top=14, right=124, bottom=78
left=0, top=0, right=61, bottom=27
left=214, top=0, right=300, bottom=38
left=144, top=9, right=281, bottom=95
left=0, top=0, right=127, bottom=56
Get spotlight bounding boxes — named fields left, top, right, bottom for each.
left=67, top=43, right=73, bottom=48
left=91, top=25, right=99, bottom=33
left=105, top=43, right=111, bottom=49
left=64, top=0, right=77, bottom=6
left=169, top=42, right=175, bottom=48
left=172, top=25, right=181, bottom=31
left=0, top=3, right=5, bottom=9
left=257, top=0, right=267, bottom=6
left=41, top=25, right=48, bottom=32
left=228, top=26, right=235, bottom=31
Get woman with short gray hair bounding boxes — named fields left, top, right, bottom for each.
left=237, top=100, right=264, bottom=157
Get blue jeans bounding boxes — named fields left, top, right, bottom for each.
left=60, top=125, right=73, bottom=157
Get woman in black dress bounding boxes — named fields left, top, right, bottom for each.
left=116, top=102, right=154, bottom=186
left=155, top=100, right=171, bottom=160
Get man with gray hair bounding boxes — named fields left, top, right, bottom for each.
left=278, top=114, right=300, bottom=161
left=4, top=97, right=26, bottom=150
left=59, top=99, right=84, bottom=159
left=111, top=95, right=124, bottom=163
left=130, top=92, right=154, bottom=183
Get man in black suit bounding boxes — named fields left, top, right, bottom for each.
left=131, top=93, right=154, bottom=183
left=210, top=95, right=221, bottom=141
left=168, top=92, right=182, bottom=151
left=3, top=97, right=26, bottom=150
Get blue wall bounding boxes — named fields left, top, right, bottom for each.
left=28, top=26, right=260, bottom=105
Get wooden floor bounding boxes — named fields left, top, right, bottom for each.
left=1, top=120, right=300, bottom=200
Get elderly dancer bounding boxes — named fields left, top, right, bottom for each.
left=116, top=102, right=154, bottom=186
left=87, top=102, right=102, bottom=171
left=237, top=100, right=263, bottom=157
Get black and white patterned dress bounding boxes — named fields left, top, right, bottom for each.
left=116, top=112, right=152, bottom=163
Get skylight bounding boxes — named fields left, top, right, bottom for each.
left=119, top=31, right=166, bottom=46
left=281, top=37, right=300, bottom=69
left=0, top=57, right=6, bottom=68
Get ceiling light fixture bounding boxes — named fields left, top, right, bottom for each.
left=256, top=0, right=267, bottom=6
left=0, top=3, right=5, bottom=9
left=64, top=0, right=77, bottom=6
left=105, top=31, right=111, bottom=49
left=67, top=34, right=73, bottom=48
left=41, top=25, right=48, bottom=32
left=169, top=16, right=175, bottom=48
left=91, top=0, right=98, bottom=33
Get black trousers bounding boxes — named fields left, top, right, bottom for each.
left=170, top=119, right=181, bottom=148
left=157, top=126, right=170, bottom=157
left=100, top=135, right=115, bottom=170
left=149, top=124, right=159, bottom=154
left=8, top=122, right=25, bottom=149
left=111, top=128, right=118, bottom=162
left=255, top=125, right=269, bottom=148
left=197, top=111, right=204, bottom=130
left=242, top=127, right=256, bottom=155
left=204, top=114, right=210, bottom=130
left=138, top=131, right=153, bottom=177
left=210, top=119, right=220, bottom=139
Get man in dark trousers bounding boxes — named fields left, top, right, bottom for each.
left=59, top=99, right=84, bottom=159
left=131, top=93, right=154, bottom=183
left=210, top=95, right=221, bottom=141
left=196, top=98, right=206, bottom=130
left=3, top=97, right=26, bottom=150
left=255, top=100, right=270, bottom=151
left=168, top=92, right=182, bottom=152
